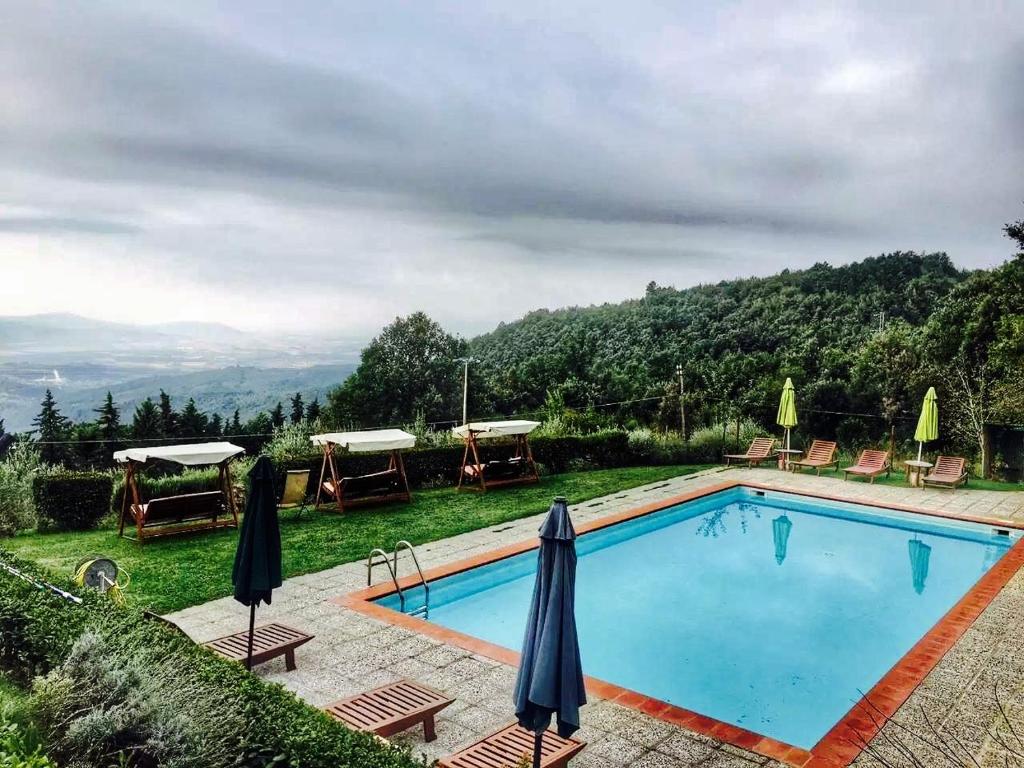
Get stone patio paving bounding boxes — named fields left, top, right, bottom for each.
left=168, top=467, right=1024, bottom=768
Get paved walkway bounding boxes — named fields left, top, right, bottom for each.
left=168, top=468, right=1024, bottom=768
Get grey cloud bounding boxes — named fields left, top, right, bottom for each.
left=0, top=215, right=140, bottom=235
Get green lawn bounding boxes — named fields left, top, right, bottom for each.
left=4, top=464, right=711, bottom=615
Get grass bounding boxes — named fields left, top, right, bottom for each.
left=4, top=464, right=712, bottom=615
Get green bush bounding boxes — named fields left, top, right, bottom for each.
left=0, top=445, right=43, bottom=538
left=0, top=719, right=54, bottom=768
left=32, top=631, right=241, bottom=768
left=0, top=550, right=424, bottom=768
left=31, top=473, right=113, bottom=533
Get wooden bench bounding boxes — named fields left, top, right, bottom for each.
left=204, top=623, right=313, bottom=670
left=125, top=490, right=237, bottom=541
left=324, top=679, right=454, bottom=741
left=321, top=468, right=409, bottom=511
left=439, top=723, right=586, bottom=768
left=842, top=449, right=891, bottom=483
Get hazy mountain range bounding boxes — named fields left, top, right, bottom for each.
left=0, top=314, right=361, bottom=431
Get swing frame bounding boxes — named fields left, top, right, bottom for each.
left=456, top=428, right=539, bottom=492
left=314, top=440, right=413, bottom=513
left=117, top=450, right=241, bottom=542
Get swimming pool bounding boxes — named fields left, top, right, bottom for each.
left=371, top=485, right=1019, bottom=751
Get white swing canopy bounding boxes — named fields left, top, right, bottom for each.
left=113, top=441, right=245, bottom=466
left=452, top=420, right=541, bottom=439
left=310, top=429, right=416, bottom=453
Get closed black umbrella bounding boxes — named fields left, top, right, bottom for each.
left=232, top=455, right=283, bottom=670
left=514, top=496, right=586, bottom=768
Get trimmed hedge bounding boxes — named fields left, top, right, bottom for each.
left=111, top=467, right=222, bottom=518
left=31, top=472, right=113, bottom=532
left=0, top=549, right=425, bottom=768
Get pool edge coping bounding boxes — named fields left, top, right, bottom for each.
left=332, top=477, right=1024, bottom=768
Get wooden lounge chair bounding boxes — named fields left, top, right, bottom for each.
left=790, top=440, right=839, bottom=475
left=324, top=679, right=454, bottom=742
left=204, top=622, right=313, bottom=670
left=439, top=723, right=586, bottom=768
left=842, top=450, right=891, bottom=483
left=723, top=437, right=776, bottom=467
left=922, top=456, right=969, bottom=489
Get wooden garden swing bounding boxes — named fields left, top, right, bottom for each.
left=454, top=420, right=541, bottom=492
left=114, top=442, right=245, bottom=542
left=311, top=429, right=415, bottom=512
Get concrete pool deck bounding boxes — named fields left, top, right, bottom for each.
left=167, top=467, right=1024, bottom=768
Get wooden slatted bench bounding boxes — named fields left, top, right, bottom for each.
left=439, top=723, right=586, bottom=768
left=204, top=623, right=313, bottom=670
left=126, top=490, right=236, bottom=541
left=324, top=679, right=454, bottom=741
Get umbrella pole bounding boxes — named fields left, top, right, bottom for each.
left=246, top=603, right=256, bottom=671
left=533, top=731, right=543, bottom=768
left=917, top=441, right=923, bottom=462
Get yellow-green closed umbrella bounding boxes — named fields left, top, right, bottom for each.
left=776, top=378, right=798, bottom=454
left=914, top=387, right=938, bottom=461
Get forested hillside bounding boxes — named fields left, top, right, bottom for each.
left=468, top=252, right=964, bottom=420
left=329, top=216, right=1024, bottom=473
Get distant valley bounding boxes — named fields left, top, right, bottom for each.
left=0, top=314, right=361, bottom=431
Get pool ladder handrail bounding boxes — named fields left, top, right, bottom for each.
left=366, top=541, right=429, bottom=618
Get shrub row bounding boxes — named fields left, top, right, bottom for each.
left=56, top=430, right=721, bottom=520
left=0, top=549, right=424, bottom=768
left=31, top=472, right=113, bottom=533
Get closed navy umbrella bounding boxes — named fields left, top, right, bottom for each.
left=232, top=455, right=283, bottom=670
left=514, top=496, right=586, bottom=768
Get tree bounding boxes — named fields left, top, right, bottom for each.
left=94, top=392, right=121, bottom=442
left=32, top=389, right=70, bottom=464
left=289, top=392, right=304, bottom=425
left=178, top=398, right=209, bottom=437
left=225, top=410, right=242, bottom=436
left=131, top=398, right=163, bottom=440
left=1006, top=213, right=1024, bottom=256
left=305, top=397, right=321, bottom=423
left=269, top=402, right=285, bottom=429
left=158, top=390, right=177, bottom=438
left=923, top=232, right=1024, bottom=475
left=328, top=312, right=467, bottom=426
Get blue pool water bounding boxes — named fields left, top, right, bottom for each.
left=376, top=487, right=1017, bottom=748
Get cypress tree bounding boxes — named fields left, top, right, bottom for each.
left=289, top=392, right=304, bottom=424
left=158, top=390, right=177, bottom=437
left=305, top=397, right=321, bottom=423
left=94, top=391, right=121, bottom=441
left=131, top=397, right=163, bottom=440
left=32, top=389, right=70, bottom=464
left=269, top=402, right=285, bottom=429
left=179, top=398, right=209, bottom=437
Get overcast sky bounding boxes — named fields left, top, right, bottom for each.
left=1, top=1, right=1021, bottom=337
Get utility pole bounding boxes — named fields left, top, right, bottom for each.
left=877, top=310, right=886, bottom=333
left=675, top=364, right=687, bottom=441
left=455, top=357, right=477, bottom=425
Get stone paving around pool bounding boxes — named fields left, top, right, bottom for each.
left=167, top=467, right=1024, bottom=768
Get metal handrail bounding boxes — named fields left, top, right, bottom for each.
left=366, top=547, right=405, bottom=610
left=393, top=540, right=430, bottom=617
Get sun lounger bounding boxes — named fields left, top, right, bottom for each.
left=790, top=440, right=839, bottom=474
left=204, top=622, right=313, bottom=670
left=922, top=456, right=969, bottom=489
left=723, top=437, right=776, bottom=467
left=842, top=450, right=891, bottom=483
left=324, top=679, right=454, bottom=741
left=279, top=469, right=312, bottom=518
left=439, top=722, right=586, bottom=768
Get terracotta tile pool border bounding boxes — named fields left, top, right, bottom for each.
left=333, top=477, right=1024, bottom=767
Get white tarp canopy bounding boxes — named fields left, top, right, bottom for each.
left=452, top=420, right=541, bottom=439
left=310, top=429, right=416, bottom=453
left=113, top=442, right=245, bottom=466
